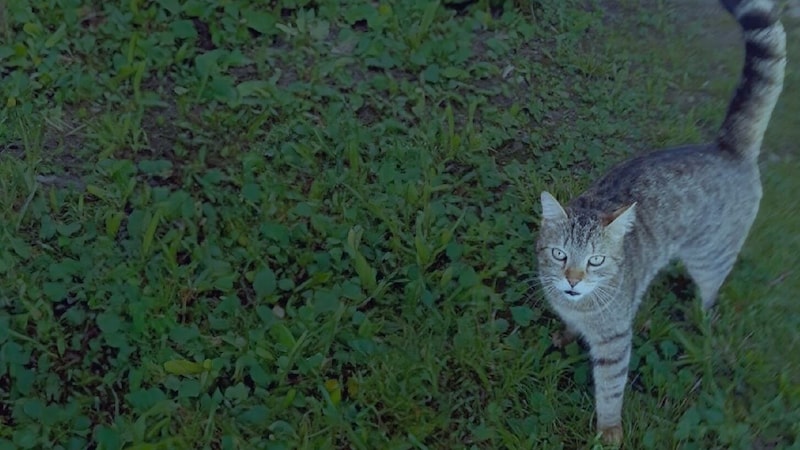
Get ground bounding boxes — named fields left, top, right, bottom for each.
left=0, top=0, right=798, bottom=449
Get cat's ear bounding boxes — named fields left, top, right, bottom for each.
left=603, top=203, right=636, bottom=239
left=540, top=191, right=568, bottom=222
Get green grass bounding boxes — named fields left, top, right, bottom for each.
left=0, top=0, right=798, bottom=449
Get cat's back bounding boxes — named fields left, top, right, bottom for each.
left=572, top=144, right=761, bottom=214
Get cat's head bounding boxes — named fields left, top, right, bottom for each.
left=536, top=191, right=636, bottom=302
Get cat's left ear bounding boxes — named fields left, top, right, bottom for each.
left=603, top=203, right=636, bottom=239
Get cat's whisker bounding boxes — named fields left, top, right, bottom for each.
left=590, top=287, right=616, bottom=323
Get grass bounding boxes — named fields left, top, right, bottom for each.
left=0, top=0, right=798, bottom=448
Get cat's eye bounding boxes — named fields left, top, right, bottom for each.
left=588, top=255, right=605, bottom=267
left=551, top=248, right=567, bottom=262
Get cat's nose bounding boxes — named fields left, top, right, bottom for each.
left=565, top=268, right=584, bottom=287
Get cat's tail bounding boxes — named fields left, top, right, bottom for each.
left=716, top=0, right=786, bottom=161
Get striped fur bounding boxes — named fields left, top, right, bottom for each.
left=535, top=0, right=785, bottom=445
left=717, top=0, right=786, bottom=160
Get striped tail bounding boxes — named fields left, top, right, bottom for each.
left=716, top=0, right=786, bottom=161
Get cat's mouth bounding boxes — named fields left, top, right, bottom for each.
left=564, top=290, right=581, bottom=297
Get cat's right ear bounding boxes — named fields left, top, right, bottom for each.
left=540, top=191, right=568, bottom=222
left=603, top=203, right=636, bottom=240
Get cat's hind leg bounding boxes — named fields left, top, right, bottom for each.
left=679, top=230, right=750, bottom=310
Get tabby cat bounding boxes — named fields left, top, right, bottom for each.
left=535, top=0, right=786, bottom=444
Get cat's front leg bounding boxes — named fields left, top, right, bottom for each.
left=552, top=322, right=580, bottom=348
left=589, top=328, right=633, bottom=446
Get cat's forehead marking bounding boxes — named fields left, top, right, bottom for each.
left=545, top=208, right=603, bottom=250
left=566, top=213, right=600, bottom=248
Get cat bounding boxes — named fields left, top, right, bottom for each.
left=535, top=0, right=786, bottom=445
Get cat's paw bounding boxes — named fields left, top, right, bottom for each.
left=551, top=328, right=578, bottom=348
left=599, top=424, right=623, bottom=447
